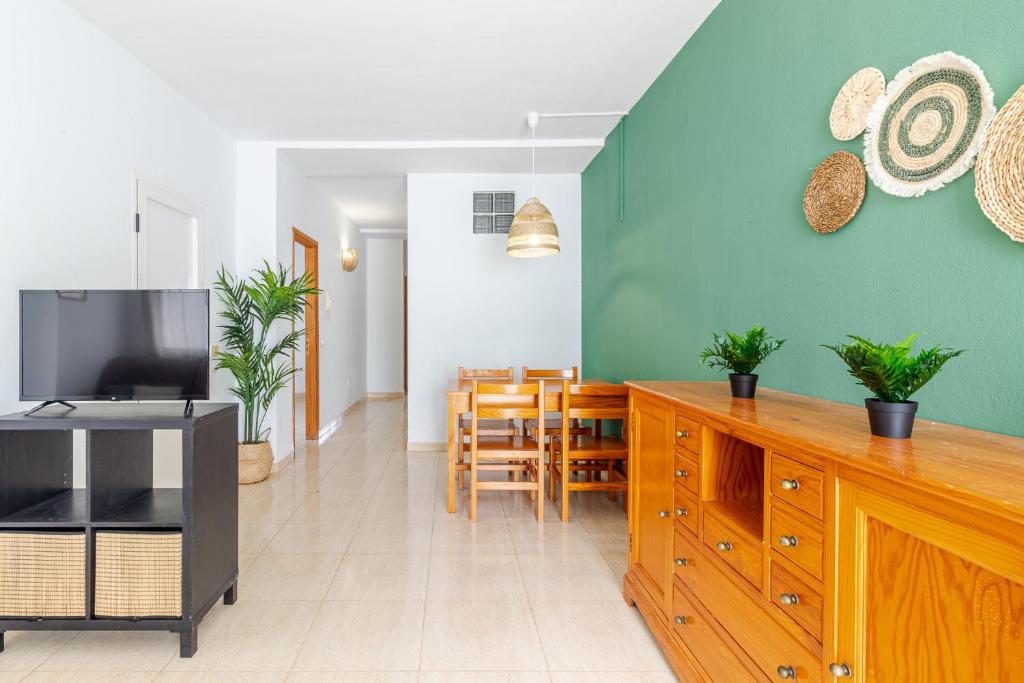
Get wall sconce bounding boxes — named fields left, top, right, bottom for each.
left=341, top=248, right=359, bottom=272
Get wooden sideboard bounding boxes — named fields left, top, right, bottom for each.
left=624, top=381, right=1024, bottom=682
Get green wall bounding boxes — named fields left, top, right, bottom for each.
left=582, top=0, right=1024, bottom=436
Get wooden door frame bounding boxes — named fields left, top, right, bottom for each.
left=291, top=227, right=320, bottom=443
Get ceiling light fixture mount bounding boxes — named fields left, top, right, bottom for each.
left=506, top=110, right=629, bottom=259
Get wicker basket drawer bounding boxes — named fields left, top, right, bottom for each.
left=0, top=531, right=86, bottom=618
left=95, top=531, right=182, bottom=618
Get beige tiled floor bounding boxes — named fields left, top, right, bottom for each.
left=1, top=398, right=673, bottom=681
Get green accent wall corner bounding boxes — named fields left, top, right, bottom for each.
left=581, top=0, right=1024, bottom=437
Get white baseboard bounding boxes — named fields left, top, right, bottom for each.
left=407, top=442, right=445, bottom=452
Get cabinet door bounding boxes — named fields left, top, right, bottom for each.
left=629, top=394, right=674, bottom=614
left=834, top=477, right=1024, bottom=682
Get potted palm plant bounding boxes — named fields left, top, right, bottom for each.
left=213, top=262, right=316, bottom=483
left=698, top=324, right=785, bottom=398
left=823, top=334, right=964, bottom=439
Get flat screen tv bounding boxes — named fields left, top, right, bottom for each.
left=20, top=290, right=210, bottom=408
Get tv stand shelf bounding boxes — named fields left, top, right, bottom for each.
left=0, top=403, right=238, bottom=658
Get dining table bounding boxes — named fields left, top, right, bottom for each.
left=445, top=377, right=610, bottom=513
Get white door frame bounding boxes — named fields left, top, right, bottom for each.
left=132, top=177, right=205, bottom=288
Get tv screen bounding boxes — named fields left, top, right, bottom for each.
left=20, top=290, right=210, bottom=402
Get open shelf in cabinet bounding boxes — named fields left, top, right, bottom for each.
left=702, top=429, right=765, bottom=542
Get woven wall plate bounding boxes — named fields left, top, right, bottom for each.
left=975, top=84, right=1024, bottom=243
left=864, top=51, right=995, bottom=197
left=803, top=151, right=866, bottom=234
left=830, top=67, right=886, bottom=140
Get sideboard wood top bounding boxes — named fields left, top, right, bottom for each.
left=627, top=381, right=1024, bottom=522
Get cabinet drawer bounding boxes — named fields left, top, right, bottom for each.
left=673, top=484, right=698, bottom=536
left=770, top=453, right=824, bottom=520
left=673, top=414, right=700, bottom=454
left=770, top=558, right=823, bottom=642
left=671, top=581, right=761, bottom=683
left=676, top=531, right=821, bottom=682
left=673, top=450, right=699, bottom=495
left=703, top=509, right=762, bottom=588
left=770, top=502, right=824, bottom=580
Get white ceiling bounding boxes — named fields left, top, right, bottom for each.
left=308, top=175, right=408, bottom=235
left=65, top=0, right=719, bottom=142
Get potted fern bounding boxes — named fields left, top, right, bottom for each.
left=213, top=262, right=316, bottom=483
left=823, top=334, right=964, bottom=439
left=698, top=324, right=786, bottom=398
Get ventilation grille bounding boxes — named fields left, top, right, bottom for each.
left=473, top=191, right=515, bottom=235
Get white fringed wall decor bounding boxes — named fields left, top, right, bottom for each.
left=864, top=51, right=995, bottom=197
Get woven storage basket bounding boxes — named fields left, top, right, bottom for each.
left=0, top=531, right=86, bottom=618
left=94, top=531, right=182, bottom=618
left=239, top=441, right=273, bottom=484
left=975, top=84, right=1024, bottom=243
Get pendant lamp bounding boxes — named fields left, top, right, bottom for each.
left=507, top=112, right=560, bottom=258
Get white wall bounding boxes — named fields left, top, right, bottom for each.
left=276, top=156, right=367, bottom=459
left=366, top=238, right=406, bottom=394
left=0, top=1, right=236, bottom=482
left=407, top=174, right=582, bottom=445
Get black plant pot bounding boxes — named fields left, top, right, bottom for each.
left=728, top=373, right=758, bottom=399
left=864, top=398, right=918, bottom=439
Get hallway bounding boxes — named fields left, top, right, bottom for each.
left=1, top=397, right=671, bottom=680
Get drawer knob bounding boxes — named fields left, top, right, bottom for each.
left=780, top=478, right=800, bottom=491
left=676, top=507, right=688, bottom=517
left=829, top=663, right=852, bottom=678
left=674, top=557, right=689, bottom=566
left=675, top=469, right=689, bottom=478
left=778, top=534, right=799, bottom=548
left=658, top=510, right=670, bottom=518
left=779, top=593, right=800, bottom=606
left=676, top=430, right=688, bottom=438
left=777, top=665, right=797, bottom=679
left=716, top=541, right=732, bottom=552
left=674, top=615, right=687, bottom=625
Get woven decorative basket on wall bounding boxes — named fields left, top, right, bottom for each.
left=864, top=51, right=995, bottom=197
left=0, top=531, right=86, bottom=618
left=975, top=84, right=1024, bottom=243
left=830, top=67, right=886, bottom=141
left=239, top=441, right=274, bottom=484
left=803, top=151, right=867, bottom=233
left=94, top=531, right=182, bottom=618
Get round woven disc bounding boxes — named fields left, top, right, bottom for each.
left=803, top=151, right=866, bottom=234
left=830, top=67, right=886, bottom=140
left=864, top=51, right=995, bottom=197
left=976, top=84, right=1024, bottom=243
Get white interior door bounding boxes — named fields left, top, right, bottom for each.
left=135, top=180, right=203, bottom=288
left=134, top=179, right=205, bottom=488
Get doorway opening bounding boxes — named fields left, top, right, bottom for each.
left=292, top=227, right=320, bottom=448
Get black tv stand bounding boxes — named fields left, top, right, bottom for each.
left=0, top=403, right=239, bottom=657
left=25, top=400, right=77, bottom=416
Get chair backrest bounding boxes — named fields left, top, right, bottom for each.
left=459, top=366, right=514, bottom=384
left=561, top=381, right=628, bottom=423
left=522, top=366, right=579, bottom=382
left=471, top=381, right=545, bottom=426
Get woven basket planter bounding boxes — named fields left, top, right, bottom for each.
left=239, top=441, right=274, bottom=484
left=94, top=531, right=182, bottom=618
left=0, top=531, right=86, bottom=618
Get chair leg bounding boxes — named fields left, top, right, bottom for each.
left=536, top=457, right=544, bottom=523
left=608, top=460, right=616, bottom=501
left=547, top=442, right=557, bottom=501
left=470, top=448, right=478, bottom=523
left=457, top=427, right=465, bottom=490
left=561, top=451, right=571, bottom=523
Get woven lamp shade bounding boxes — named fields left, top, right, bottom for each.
left=506, top=197, right=560, bottom=258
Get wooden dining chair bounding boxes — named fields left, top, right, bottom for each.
left=470, top=380, right=546, bottom=522
left=521, top=366, right=590, bottom=439
left=548, top=381, right=629, bottom=522
left=455, top=367, right=516, bottom=490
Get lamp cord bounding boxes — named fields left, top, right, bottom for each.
left=531, top=124, right=536, bottom=198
